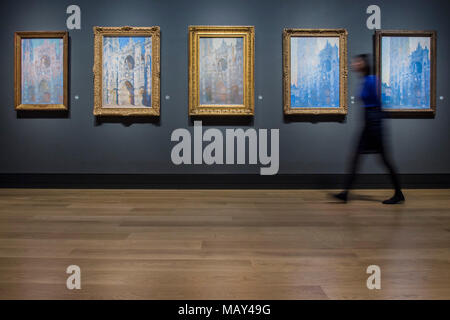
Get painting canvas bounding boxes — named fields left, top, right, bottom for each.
left=189, top=26, right=254, bottom=116
left=21, top=38, right=64, bottom=105
left=14, top=31, right=68, bottom=110
left=283, top=29, right=348, bottom=115
left=376, top=30, right=436, bottom=114
left=199, top=37, right=244, bottom=105
left=381, top=37, right=430, bottom=109
left=102, top=36, right=152, bottom=108
left=290, top=37, right=340, bottom=108
left=93, top=26, right=160, bottom=116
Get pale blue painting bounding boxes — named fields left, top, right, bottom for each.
left=21, top=38, right=64, bottom=104
left=290, top=37, right=340, bottom=108
left=381, top=36, right=431, bottom=109
left=103, top=37, right=152, bottom=108
left=199, top=37, right=244, bottom=105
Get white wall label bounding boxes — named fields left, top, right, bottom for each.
left=66, top=5, right=81, bottom=30
left=366, top=5, right=381, bottom=30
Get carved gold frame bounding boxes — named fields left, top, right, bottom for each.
left=283, top=29, right=348, bottom=115
left=93, top=26, right=160, bottom=116
left=14, top=31, right=68, bottom=111
left=189, top=26, right=254, bottom=116
left=375, top=30, right=437, bottom=115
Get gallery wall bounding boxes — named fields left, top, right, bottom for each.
left=0, top=0, right=449, bottom=175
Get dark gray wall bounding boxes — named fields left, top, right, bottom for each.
left=0, top=0, right=448, bottom=174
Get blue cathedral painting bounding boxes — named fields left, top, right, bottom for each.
left=21, top=38, right=64, bottom=104
left=381, top=36, right=431, bottom=109
left=290, top=37, right=340, bottom=108
left=199, top=37, right=244, bottom=105
left=102, top=37, right=152, bottom=108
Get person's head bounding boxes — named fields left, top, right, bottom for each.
left=351, top=54, right=371, bottom=76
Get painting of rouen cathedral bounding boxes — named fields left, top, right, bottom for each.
left=381, top=36, right=431, bottom=109
left=102, top=37, right=152, bottom=108
left=199, top=37, right=244, bottom=105
left=290, top=37, right=340, bottom=108
left=21, top=38, right=64, bottom=104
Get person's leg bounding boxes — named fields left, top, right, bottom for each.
left=378, top=148, right=405, bottom=204
left=344, top=146, right=362, bottom=191
left=333, top=138, right=363, bottom=202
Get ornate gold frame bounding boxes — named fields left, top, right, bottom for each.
left=283, top=29, right=348, bottom=115
left=375, top=30, right=436, bottom=115
left=93, top=26, right=160, bottom=116
left=14, top=31, right=68, bottom=111
left=189, top=26, right=254, bottom=116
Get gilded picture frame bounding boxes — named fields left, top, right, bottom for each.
left=189, top=26, right=255, bottom=116
left=283, top=29, right=348, bottom=115
left=93, top=26, right=161, bottom=116
left=375, top=30, right=436, bottom=114
left=14, top=31, right=68, bottom=111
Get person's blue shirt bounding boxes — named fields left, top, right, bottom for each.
left=360, top=75, right=381, bottom=108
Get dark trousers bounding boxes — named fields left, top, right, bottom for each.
left=344, top=126, right=402, bottom=193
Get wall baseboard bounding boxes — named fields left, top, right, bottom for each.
left=0, top=173, right=449, bottom=189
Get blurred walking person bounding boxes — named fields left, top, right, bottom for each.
left=334, top=54, right=405, bottom=204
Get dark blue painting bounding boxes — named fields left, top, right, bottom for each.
left=381, top=36, right=431, bottom=109
left=290, top=37, right=340, bottom=108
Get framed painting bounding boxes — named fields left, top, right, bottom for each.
left=375, top=30, right=436, bottom=114
left=189, top=26, right=254, bottom=116
left=283, top=29, right=348, bottom=115
left=93, top=26, right=160, bottom=116
left=14, top=31, right=68, bottom=111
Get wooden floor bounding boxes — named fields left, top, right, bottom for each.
left=0, top=188, right=449, bottom=300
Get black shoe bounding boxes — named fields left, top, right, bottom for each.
left=333, top=191, right=348, bottom=203
left=382, top=192, right=405, bottom=204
